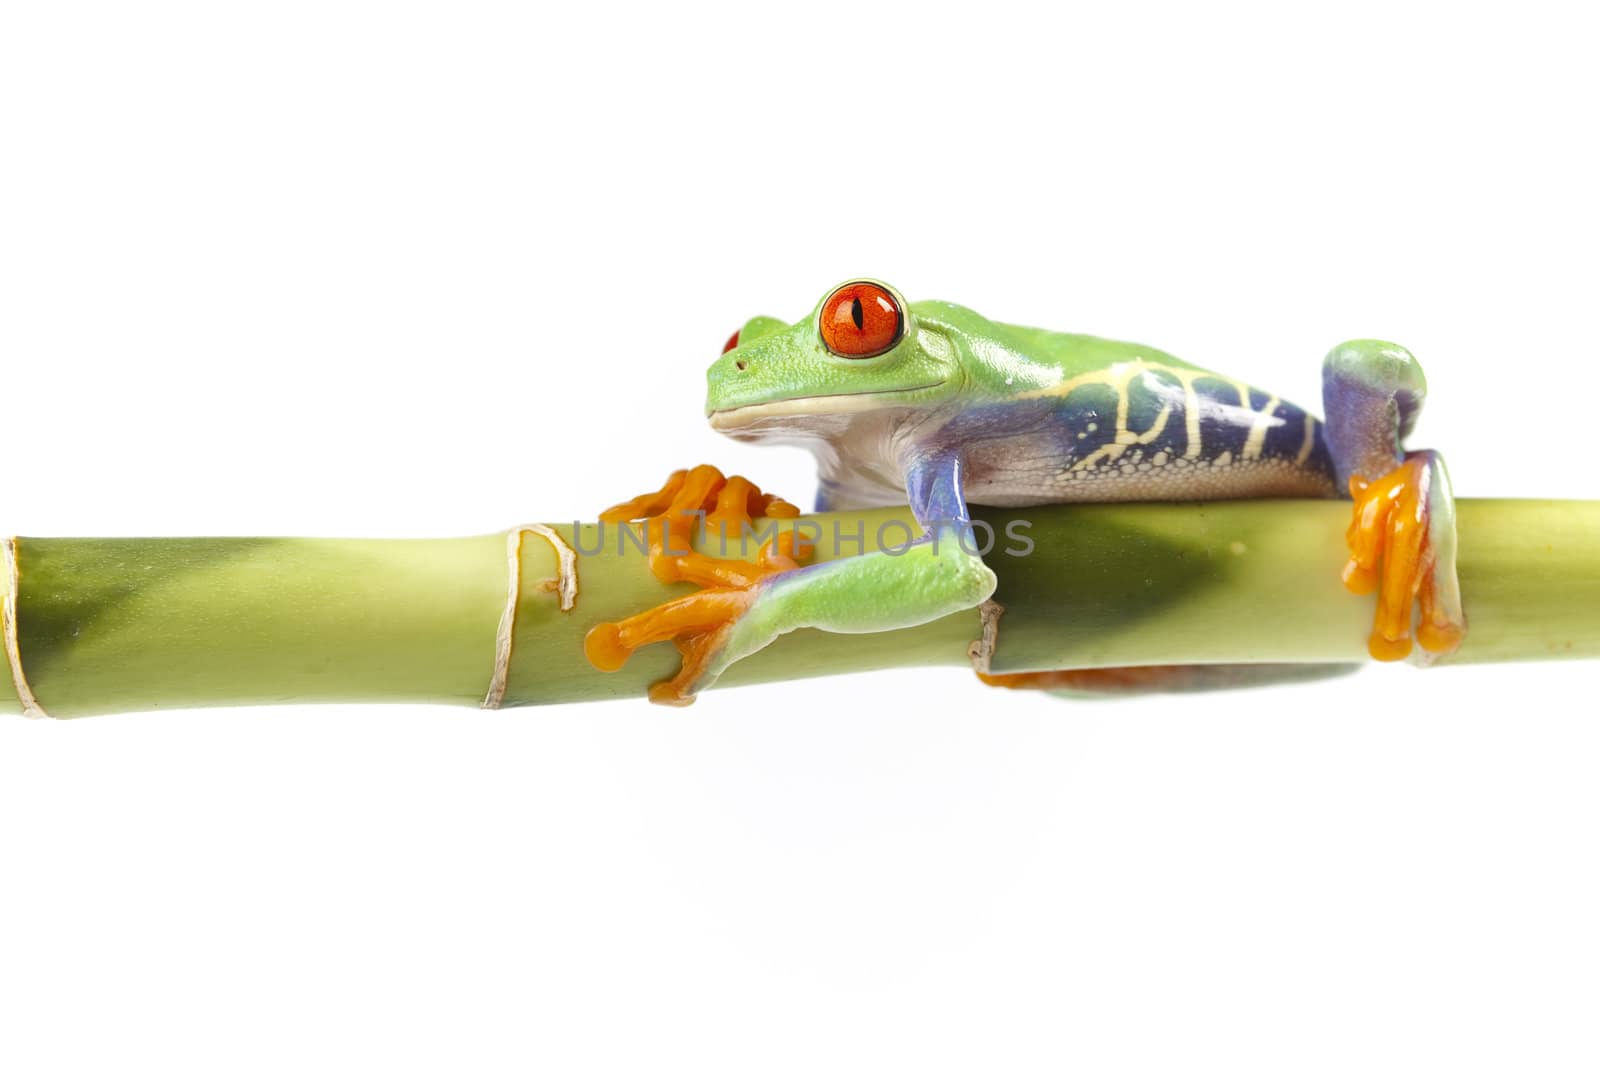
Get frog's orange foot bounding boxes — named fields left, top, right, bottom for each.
left=597, top=464, right=811, bottom=587
left=585, top=588, right=757, bottom=706
left=585, top=465, right=809, bottom=705
left=1342, top=453, right=1465, bottom=661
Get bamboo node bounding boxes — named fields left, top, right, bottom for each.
left=967, top=599, right=1005, bottom=676
left=483, top=524, right=578, bottom=710
left=2, top=537, right=50, bottom=719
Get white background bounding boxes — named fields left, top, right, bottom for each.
left=2, top=1, right=1598, bottom=1063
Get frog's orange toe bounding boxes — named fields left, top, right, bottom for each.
left=1417, top=618, right=1466, bottom=656
left=1343, top=454, right=1464, bottom=662
left=1339, top=557, right=1378, bottom=596
left=1366, top=631, right=1414, bottom=662
left=646, top=631, right=737, bottom=707
left=599, top=468, right=690, bottom=524
left=1416, top=563, right=1466, bottom=654
left=583, top=621, right=630, bottom=672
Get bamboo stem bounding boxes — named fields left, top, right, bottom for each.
left=2, top=499, right=1596, bottom=718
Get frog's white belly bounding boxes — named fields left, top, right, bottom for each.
left=814, top=424, right=1336, bottom=512
left=957, top=430, right=1338, bottom=505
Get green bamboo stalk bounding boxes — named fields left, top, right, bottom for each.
left=2, top=498, right=1596, bottom=718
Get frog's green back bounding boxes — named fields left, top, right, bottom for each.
left=993, top=320, right=1209, bottom=377
left=909, top=299, right=1210, bottom=396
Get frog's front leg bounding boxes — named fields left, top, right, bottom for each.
left=1324, top=341, right=1465, bottom=660
left=585, top=452, right=997, bottom=706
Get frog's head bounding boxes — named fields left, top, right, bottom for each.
left=706, top=279, right=974, bottom=439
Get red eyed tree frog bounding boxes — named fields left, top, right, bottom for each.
left=585, top=279, right=1464, bottom=705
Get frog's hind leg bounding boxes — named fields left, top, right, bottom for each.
left=977, top=663, right=1360, bottom=697
left=1323, top=341, right=1465, bottom=661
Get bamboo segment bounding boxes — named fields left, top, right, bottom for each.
left=978, top=498, right=1600, bottom=672
left=1, top=499, right=1596, bottom=717
left=6, top=537, right=511, bottom=717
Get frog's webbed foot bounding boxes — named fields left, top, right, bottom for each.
left=583, top=465, right=810, bottom=706
left=1342, top=450, right=1464, bottom=660
left=1323, top=341, right=1466, bottom=662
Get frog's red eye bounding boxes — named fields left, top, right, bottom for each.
left=721, top=330, right=740, bottom=354
left=819, top=282, right=902, bottom=359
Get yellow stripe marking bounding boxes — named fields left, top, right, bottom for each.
left=1241, top=391, right=1279, bottom=461
left=1296, top=412, right=1317, bottom=465
left=1024, top=359, right=1268, bottom=472
left=1181, top=377, right=1202, bottom=459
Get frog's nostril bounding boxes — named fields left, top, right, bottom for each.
left=734, top=359, right=748, bottom=371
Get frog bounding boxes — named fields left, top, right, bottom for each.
left=583, top=278, right=1464, bottom=705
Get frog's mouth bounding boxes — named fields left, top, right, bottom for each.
left=708, top=382, right=946, bottom=431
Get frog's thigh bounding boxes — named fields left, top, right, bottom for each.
left=749, top=529, right=998, bottom=642
left=1322, top=340, right=1464, bottom=660
left=1322, top=339, right=1426, bottom=484
left=978, top=664, right=1359, bottom=697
